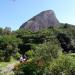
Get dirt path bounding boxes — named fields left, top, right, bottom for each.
left=0, top=62, right=19, bottom=75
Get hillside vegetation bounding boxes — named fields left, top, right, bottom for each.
left=0, top=23, right=75, bottom=75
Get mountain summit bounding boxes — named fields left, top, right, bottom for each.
left=20, top=10, right=59, bottom=31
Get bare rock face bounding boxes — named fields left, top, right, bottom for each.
left=20, top=10, right=59, bottom=31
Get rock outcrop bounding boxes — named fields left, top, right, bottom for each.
left=20, top=10, right=59, bottom=31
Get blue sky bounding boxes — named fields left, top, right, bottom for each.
left=0, top=0, right=75, bottom=30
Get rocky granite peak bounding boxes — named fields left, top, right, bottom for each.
left=20, top=10, right=59, bottom=31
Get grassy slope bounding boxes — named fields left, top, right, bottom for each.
left=0, top=57, right=18, bottom=68
left=0, top=57, right=19, bottom=75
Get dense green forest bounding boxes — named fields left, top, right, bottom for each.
left=0, top=23, right=75, bottom=75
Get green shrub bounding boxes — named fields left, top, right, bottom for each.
left=49, top=54, right=75, bottom=75
left=14, top=52, right=21, bottom=60
left=0, top=50, right=4, bottom=61
left=33, top=42, right=62, bottom=63
left=14, top=62, right=39, bottom=75
left=26, top=50, right=34, bottom=59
